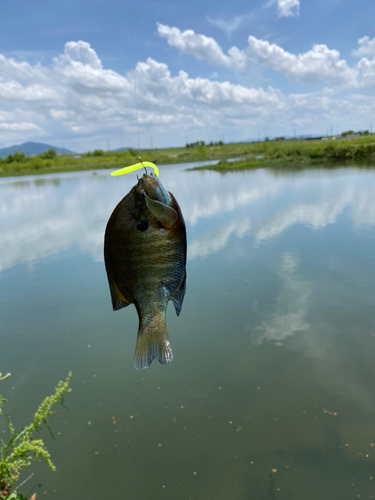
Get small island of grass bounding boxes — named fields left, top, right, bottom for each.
left=188, top=133, right=375, bottom=172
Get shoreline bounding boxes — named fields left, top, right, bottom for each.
left=0, top=155, right=225, bottom=178
left=3, top=156, right=375, bottom=179
left=2, top=135, right=375, bottom=178
left=187, top=157, right=375, bottom=173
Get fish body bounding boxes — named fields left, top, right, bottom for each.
left=104, top=172, right=186, bottom=370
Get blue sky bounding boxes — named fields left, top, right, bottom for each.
left=1, top=0, right=375, bottom=151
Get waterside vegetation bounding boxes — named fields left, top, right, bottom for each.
left=189, top=134, right=375, bottom=171
left=0, top=373, right=72, bottom=500
left=2, top=134, right=375, bottom=177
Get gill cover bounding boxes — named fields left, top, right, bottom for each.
left=144, top=194, right=178, bottom=228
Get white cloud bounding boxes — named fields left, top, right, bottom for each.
left=277, top=0, right=300, bottom=17
left=352, top=36, right=375, bottom=57
left=53, top=41, right=131, bottom=97
left=2, top=33, right=375, bottom=149
left=50, top=109, right=68, bottom=120
left=0, top=80, right=59, bottom=102
left=0, top=39, right=287, bottom=147
left=247, top=36, right=358, bottom=86
left=0, top=122, right=42, bottom=131
left=156, top=23, right=246, bottom=70
left=0, top=54, right=48, bottom=82
left=356, top=56, right=375, bottom=87
left=55, top=40, right=103, bottom=70
left=206, top=15, right=247, bottom=37
left=157, top=24, right=360, bottom=88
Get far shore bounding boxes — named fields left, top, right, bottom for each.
left=2, top=135, right=375, bottom=177
left=187, top=157, right=375, bottom=173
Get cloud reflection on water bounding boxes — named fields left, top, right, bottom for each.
left=248, top=250, right=375, bottom=416
left=2, top=165, right=375, bottom=423
left=1, top=166, right=375, bottom=274
left=253, top=253, right=311, bottom=343
left=255, top=180, right=375, bottom=242
left=188, top=218, right=251, bottom=260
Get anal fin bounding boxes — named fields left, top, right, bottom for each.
left=171, top=270, right=186, bottom=317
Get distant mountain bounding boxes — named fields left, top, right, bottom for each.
left=0, top=142, right=73, bottom=158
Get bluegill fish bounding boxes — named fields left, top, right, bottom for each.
left=104, top=172, right=187, bottom=370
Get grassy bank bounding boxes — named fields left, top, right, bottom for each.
left=0, top=149, right=165, bottom=177
left=0, top=143, right=239, bottom=177
left=189, top=135, right=375, bottom=172
left=2, top=135, right=375, bottom=177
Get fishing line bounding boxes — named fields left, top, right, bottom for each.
left=133, top=69, right=141, bottom=160
left=111, top=67, right=160, bottom=177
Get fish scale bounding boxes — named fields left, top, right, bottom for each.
left=104, top=172, right=187, bottom=370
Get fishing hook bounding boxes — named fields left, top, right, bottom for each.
left=138, top=156, right=147, bottom=175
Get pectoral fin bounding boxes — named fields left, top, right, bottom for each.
left=144, top=194, right=178, bottom=228
left=171, top=270, right=186, bottom=316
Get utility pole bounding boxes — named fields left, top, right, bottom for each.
left=150, top=137, right=153, bottom=150
left=258, top=131, right=260, bottom=142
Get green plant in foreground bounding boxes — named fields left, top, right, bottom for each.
left=0, top=372, right=72, bottom=499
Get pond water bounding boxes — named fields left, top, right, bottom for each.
left=1, top=162, right=375, bottom=499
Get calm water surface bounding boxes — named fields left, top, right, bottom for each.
left=1, top=162, right=375, bottom=499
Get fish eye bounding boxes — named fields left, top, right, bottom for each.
left=138, top=190, right=146, bottom=200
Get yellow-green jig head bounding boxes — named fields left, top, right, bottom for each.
left=111, top=161, right=159, bottom=178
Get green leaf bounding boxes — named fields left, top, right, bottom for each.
left=42, top=419, right=55, bottom=440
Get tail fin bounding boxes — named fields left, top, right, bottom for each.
left=134, top=324, right=173, bottom=370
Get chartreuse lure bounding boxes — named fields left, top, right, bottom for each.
left=111, top=161, right=159, bottom=178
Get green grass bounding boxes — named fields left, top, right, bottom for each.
left=2, top=135, right=375, bottom=177
left=190, top=159, right=284, bottom=171
left=189, top=135, right=375, bottom=172
left=1, top=373, right=72, bottom=499
left=0, top=146, right=219, bottom=177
